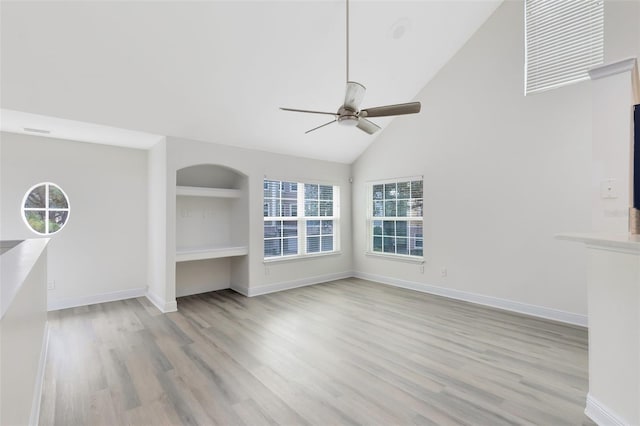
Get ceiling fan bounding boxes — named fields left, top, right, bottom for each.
left=281, top=0, right=421, bottom=135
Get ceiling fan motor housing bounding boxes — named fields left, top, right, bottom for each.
left=337, top=106, right=359, bottom=126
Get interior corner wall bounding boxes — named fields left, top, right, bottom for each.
left=147, top=138, right=168, bottom=308
left=351, top=0, right=593, bottom=318
left=0, top=132, right=148, bottom=309
left=165, top=137, right=353, bottom=300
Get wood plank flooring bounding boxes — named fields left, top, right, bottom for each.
left=39, top=278, right=594, bottom=425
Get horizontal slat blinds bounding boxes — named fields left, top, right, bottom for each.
left=525, top=0, right=603, bottom=95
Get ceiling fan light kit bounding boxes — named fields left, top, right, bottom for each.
left=280, top=0, right=421, bottom=135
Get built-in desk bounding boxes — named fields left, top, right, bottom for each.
left=557, top=233, right=640, bottom=426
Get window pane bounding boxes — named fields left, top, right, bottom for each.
left=319, top=185, right=333, bottom=201
left=373, top=236, right=382, bottom=252
left=264, top=180, right=280, bottom=199
left=281, top=182, right=297, bottom=199
left=397, top=181, right=410, bottom=199
left=412, top=238, right=423, bottom=249
left=281, top=199, right=297, bottom=217
left=384, top=183, right=397, bottom=199
left=411, top=180, right=423, bottom=198
left=281, top=220, right=298, bottom=237
left=321, top=220, right=333, bottom=235
left=397, top=200, right=408, bottom=217
left=383, top=221, right=395, bottom=236
left=305, top=201, right=318, bottom=216
left=372, top=220, right=383, bottom=236
left=25, top=211, right=46, bottom=233
left=409, top=221, right=423, bottom=239
left=264, top=220, right=280, bottom=238
left=372, top=184, right=384, bottom=200
left=48, top=211, right=69, bottom=233
left=282, top=238, right=298, bottom=256
left=319, top=201, right=333, bottom=216
left=396, top=221, right=407, bottom=237
left=264, top=239, right=281, bottom=257
left=305, top=184, right=319, bottom=200
left=373, top=201, right=383, bottom=217
left=49, top=185, right=69, bottom=208
left=25, top=185, right=46, bottom=208
left=307, top=220, right=320, bottom=236
left=307, top=236, right=320, bottom=253
left=396, top=237, right=408, bottom=255
left=409, top=199, right=423, bottom=217
left=321, top=236, right=333, bottom=252
left=383, top=237, right=395, bottom=253
left=264, top=199, right=280, bottom=217
left=384, top=201, right=396, bottom=217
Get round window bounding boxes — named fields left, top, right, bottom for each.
left=22, top=182, right=70, bottom=235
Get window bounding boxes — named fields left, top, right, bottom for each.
left=525, top=0, right=604, bottom=95
left=264, top=179, right=339, bottom=259
left=369, top=178, right=423, bottom=258
left=22, top=182, right=70, bottom=235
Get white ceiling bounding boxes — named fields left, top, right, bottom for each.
left=0, top=0, right=502, bottom=164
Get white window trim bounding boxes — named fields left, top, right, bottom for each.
left=365, top=176, right=424, bottom=261
left=21, top=182, right=70, bottom=236
left=263, top=180, right=341, bottom=260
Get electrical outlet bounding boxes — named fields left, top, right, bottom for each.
left=419, top=265, right=424, bottom=273
left=265, top=265, right=270, bottom=276
left=600, top=179, right=618, bottom=199
left=47, top=280, right=55, bottom=290
left=441, top=267, right=447, bottom=278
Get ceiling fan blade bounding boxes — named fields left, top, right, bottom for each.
left=356, top=118, right=381, bottom=135
left=344, top=81, right=366, bottom=111
left=360, top=102, right=421, bottom=118
left=305, top=119, right=337, bottom=134
left=281, top=107, right=338, bottom=116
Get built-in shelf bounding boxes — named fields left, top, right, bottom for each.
left=176, top=245, right=248, bottom=262
left=176, top=186, right=241, bottom=198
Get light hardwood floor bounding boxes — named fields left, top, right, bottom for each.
left=39, top=278, right=594, bottom=425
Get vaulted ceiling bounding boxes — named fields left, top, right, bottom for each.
left=1, top=1, right=502, bottom=163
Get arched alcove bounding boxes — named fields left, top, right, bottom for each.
left=174, top=164, right=249, bottom=298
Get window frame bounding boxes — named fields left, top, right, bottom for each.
left=366, top=176, right=424, bottom=263
left=263, top=179, right=340, bottom=262
left=21, top=182, right=71, bottom=236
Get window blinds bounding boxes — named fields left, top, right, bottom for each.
left=525, top=0, right=604, bottom=95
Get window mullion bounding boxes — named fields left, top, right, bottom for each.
left=299, top=184, right=305, bottom=255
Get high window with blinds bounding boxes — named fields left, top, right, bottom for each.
left=263, top=179, right=339, bottom=259
left=525, top=0, right=604, bottom=95
left=368, top=178, right=423, bottom=259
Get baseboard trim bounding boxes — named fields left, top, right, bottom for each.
left=243, top=271, right=353, bottom=297
left=230, top=284, right=249, bottom=296
left=47, top=287, right=147, bottom=311
left=585, top=393, right=628, bottom=426
left=354, top=272, right=587, bottom=327
left=145, top=291, right=178, bottom=313
left=29, top=321, right=49, bottom=426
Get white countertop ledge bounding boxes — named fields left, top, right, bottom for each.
left=556, top=232, right=640, bottom=252
left=1, top=238, right=49, bottom=319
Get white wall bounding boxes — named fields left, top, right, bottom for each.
left=0, top=132, right=148, bottom=309
left=352, top=0, right=594, bottom=321
left=0, top=240, right=48, bottom=426
left=148, top=136, right=353, bottom=307
left=147, top=138, right=169, bottom=310
left=604, top=0, right=640, bottom=63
